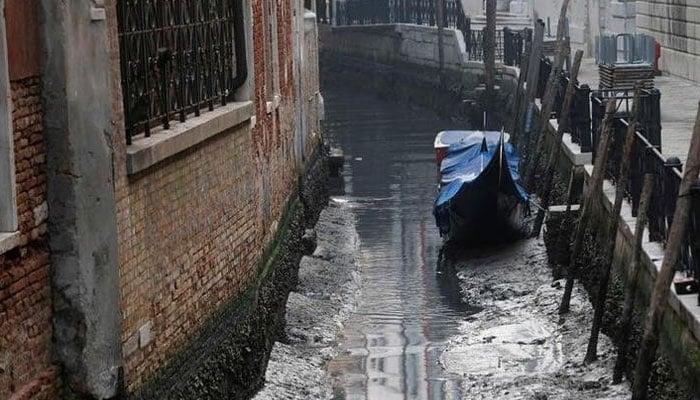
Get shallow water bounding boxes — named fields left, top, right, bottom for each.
left=323, top=83, right=479, bottom=400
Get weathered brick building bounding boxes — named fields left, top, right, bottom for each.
left=0, top=0, right=323, bottom=398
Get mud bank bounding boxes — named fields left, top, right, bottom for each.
left=253, top=200, right=361, bottom=400
left=441, top=239, right=632, bottom=399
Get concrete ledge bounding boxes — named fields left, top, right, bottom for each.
left=547, top=118, right=593, bottom=166
left=0, top=230, right=20, bottom=254
left=584, top=164, right=700, bottom=344
left=126, top=101, right=253, bottom=175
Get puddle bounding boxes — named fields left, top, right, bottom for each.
left=441, top=320, right=563, bottom=376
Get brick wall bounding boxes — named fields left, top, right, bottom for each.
left=0, top=0, right=58, bottom=396
left=0, top=78, right=58, bottom=399
left=111, top=0, right=316, bottom=391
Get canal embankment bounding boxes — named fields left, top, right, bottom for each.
left=318, top=21, right=700, bottom=398
left=253, top=199, right=361, bottom=400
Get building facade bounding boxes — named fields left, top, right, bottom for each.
left=637, top=0, right=700, bottom=82
left=462, top=0, right=637, bottom=56
left=0, top=0, right=323, bottom=398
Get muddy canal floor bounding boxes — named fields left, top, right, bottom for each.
left=253, top=84, right=633, bottom=399
left=442, top=240, right=630, bottom=399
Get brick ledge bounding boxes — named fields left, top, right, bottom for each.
left=126, top=101, right=253, bottom=175
left=0, top=230, right=20, bottom=254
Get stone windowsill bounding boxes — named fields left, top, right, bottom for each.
left=126, top=101, right=254, bottom=175
left=0, top=231, right=21, bottom=254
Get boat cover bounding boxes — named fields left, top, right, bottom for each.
left=435, top=131, right=529, bottom=209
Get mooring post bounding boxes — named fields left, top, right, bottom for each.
left=584, top=86, right=642, bottom=363
left=531, top=49, right=584, bottom=237
left=516, top=20, right=544, bottom=141
left=554, top=166, right=581, bottom=278
left=484, top=0, right=496, bottom=128
left=524, top=0, right=571, bottom=190
left=436, top=0, right=446, bottom=87
left=631, top=102, right=700, bottom=400
left=510, top=37, right=531, bottom=137
left=613, top=173, right=655, bottom=384
left=559, top=100, right=616, bottom=315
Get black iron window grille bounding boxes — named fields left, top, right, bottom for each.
left=118, top=0, right=248, bottom=144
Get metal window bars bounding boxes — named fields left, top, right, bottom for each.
left=117, top=0, right=248, bottom=144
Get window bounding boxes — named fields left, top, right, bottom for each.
left=117, top=0, right=249, bottom=144
left=0, top=1, right=17, bottom=242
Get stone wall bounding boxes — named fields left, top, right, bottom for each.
left=0, top=0, right=59, bottom=397
left=637, top=1, right=700, bottom=81
left=321, top=24, right=469, bottom=70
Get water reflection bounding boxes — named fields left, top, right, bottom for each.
left=324, top=83, right=479, bottom=400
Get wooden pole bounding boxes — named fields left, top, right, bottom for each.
left=613, top=173, right=655, bottom=384
left=631, top=102, right=700, bottom=400
left=525, top=0, right=571, bottom=189
left=516, top=20, right=544, bottom=140
left=509, top=38, right=531, bottom=136
left=559, top=100, right=616, bottom=314
left=584, top=87, right=642, bottom=363
left=436, top=0, right=446, bottom=87
left=553, top=166, right=579, bottom=279
left=531, top=49, right=584, bottom=237
left=484, top=0, right=496, bottom=128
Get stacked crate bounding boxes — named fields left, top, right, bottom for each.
left=599, top=63, right=655, bottom=90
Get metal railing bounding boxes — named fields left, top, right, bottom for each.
left=117, top=0, right=248, bottom=144
left=465, top=29, right=504, bottom=62
left=503, top=27, right=529, bottom=68
left=332, top=0, right=532, bottom=65
left=334, top=0, right=470, bottom=39
left=586, top=90, right=700, bottom=277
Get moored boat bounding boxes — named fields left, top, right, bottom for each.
left=433, top=130, right=529, bottom=243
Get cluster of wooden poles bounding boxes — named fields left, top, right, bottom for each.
left=484, top=0, right=700, bottom=398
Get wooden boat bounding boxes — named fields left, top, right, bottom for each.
left=433, top=130, right=529, bottom=243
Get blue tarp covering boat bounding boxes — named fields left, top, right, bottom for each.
left=433, top=130, right=529, bottom=243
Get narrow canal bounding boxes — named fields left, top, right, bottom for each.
left=322, top=81, right=478, bottom=399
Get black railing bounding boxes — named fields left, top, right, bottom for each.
left=503, top=27, right=529, bottom=67
left=335, top=0, right=470, bottom=39
left=587, top=91, right=700, bottom=276
left=465, top=29, right=504, bottom=62
left=117, top=0, right=247, bottom=144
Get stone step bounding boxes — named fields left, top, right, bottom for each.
left=470, top=13, right=532, bottom=30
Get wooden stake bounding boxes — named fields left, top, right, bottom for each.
left=532, top=49, right=584, bottom=237
left=525, top=0, right=571, bottom=189
left=436, top=0, right=446, bottom=87
left=559, top=99, right=617, bottom=315
left=613, top=173, right=655, bottom=384
left=584, top=87, right=642, bottom=363
left=515, top=21, right=544, bottom=139
left=484, top=0, right=496, bottom=126
left=553, top=166, right=579, bottom=279
left=509, top=39, right=531, bottom=136
left=631, top=102, right=700, bottom=400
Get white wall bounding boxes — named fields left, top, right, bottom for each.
left=637, top=1, right=700, bottom=81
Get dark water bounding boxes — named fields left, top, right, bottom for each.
left=323, top=83, right=480, bottom=400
